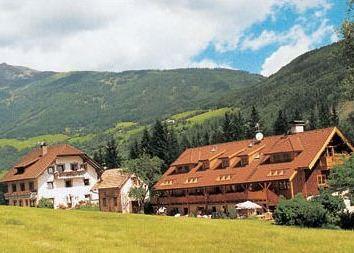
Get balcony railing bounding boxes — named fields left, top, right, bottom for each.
left=156, top=190, right=279, bottom=205
left=54, top=169, right=86, bottom=179
left=4, top=191, right=37, bottom=200
left=320, top=154, right=350, bottom=169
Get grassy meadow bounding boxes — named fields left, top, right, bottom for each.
left=0, top=206, right=353, bottom=253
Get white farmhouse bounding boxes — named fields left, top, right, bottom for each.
left=1, top=143, right=102, bottom=208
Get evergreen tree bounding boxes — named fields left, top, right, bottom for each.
left=222, top=112, right=233, bottom=142
left=180, top=135, right=191, bottom=151
left=203, top=130, right=210, bottom=145
left=166, top=127, right=179, bottom=165
left=273, top=109, right=288, bottom=135
left=330, top=105, right=340, bottom=126
left=93, top=148, right=104, bottom=166
left=150, top=120, right=169, bottom=163
left=319, top=102, right=331, bottom=128
left=246, top=106, right=260, bottom=138
left=140, top=128, right=152, bottom=155
left=129, top=139, right=140, bottom=159
left=232, top=111, right=246, bottom=140
left=104, top=138, right=121, bottom=169
left=308, top=106, right=319, bottom=130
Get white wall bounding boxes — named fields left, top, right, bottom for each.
left=37, top=156, right=99, bottom=208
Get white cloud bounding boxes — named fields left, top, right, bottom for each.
left=260, top=20, right=335, bottom=76
left=0, top=0, right=332, bottom=72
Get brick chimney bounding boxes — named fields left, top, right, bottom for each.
left=290, top=120, right=305, bottom=134
left=40, top=142, right=48, bottom=156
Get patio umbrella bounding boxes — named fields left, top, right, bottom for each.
left=235, top=201, right=262, bottom=210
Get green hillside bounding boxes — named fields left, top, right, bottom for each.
left=227, top=42, right=352, bottom=131
left=0, top=42, right=353, bottom=173
left=0, top=66, right=264, bottom=138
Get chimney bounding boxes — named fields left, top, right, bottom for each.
left=290, top=120, right=305, bottom=134
left=40, top=142, right=48, bottom=156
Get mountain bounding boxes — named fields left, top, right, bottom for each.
left=0, top=67, right=264, bottom=138
left=225, top=42, right=352, bottom=131
left=0, top=41, right=353, bottom=172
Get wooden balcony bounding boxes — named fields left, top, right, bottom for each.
left=156, top=189, right=279, bottom=205
left=54, top=169, right=86, bottom=179
left=320, top=154, right=350, bottom=169
left=4, top=191, right=37, bottom=200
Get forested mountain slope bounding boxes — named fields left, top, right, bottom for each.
left=0, top=66, right=263, bottom=138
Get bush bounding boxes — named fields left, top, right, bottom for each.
left=274, top=195, right=327, bottom=227
left=339, top=211, right=354, bottom=229
left=37, top=198, right=54, bottom=209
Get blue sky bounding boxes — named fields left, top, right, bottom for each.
left=0, top=0, right=349, bottom=76
left=194, top=0, right=348, bottom=75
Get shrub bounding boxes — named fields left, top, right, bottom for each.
left=274, top=194, right=327, bottom=227
left=37, top=198, right=54, bottom=209
left=339, top=211, right=354, bottom=229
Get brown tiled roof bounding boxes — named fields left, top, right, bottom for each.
left=93, top=169, right=131, bottom=189
left=1, top=144, right=86, bottom=182
left=155, top=127, right=342, bottom=190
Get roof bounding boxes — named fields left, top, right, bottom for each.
left=1, top=144, right=98, bottom=182
left=94, top=169, right=131, bottom=189
left=155, top=127, right=352, bottom=190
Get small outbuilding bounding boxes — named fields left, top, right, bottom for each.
left=93, top=169, right=146, bottom=213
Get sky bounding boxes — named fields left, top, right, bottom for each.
left=0, top=0, right=349, bottom=76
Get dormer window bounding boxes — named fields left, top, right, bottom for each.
left=161, top=180, right=173, bottom=186
left=15, top=167, right=25, bottom=175
left=240, top=156, right=248, bottom=167
left=221, top=158, right=229, bottom=168
left=202, top=160, right=209, bottom=170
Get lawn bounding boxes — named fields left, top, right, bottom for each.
left=0, top=206, right=353, bottom=253
left=0, top=134, right=69, bottom=150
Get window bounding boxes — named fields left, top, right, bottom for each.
left=113, top=197, right=118, bottom=207
left=202, top=160, right=210, bottom=170
left=19, top=200, right=23, bottom=207
left=102, top=198, right=107, bottom=207
left=70, top=163, right=78, bottom=171
left=12, top=184, right=17, bottom=192
left=29, top=182, right=35, bottom=191
left=85, top=194, right=91, bottom=200
left=65, top=180, right=72, bottom=188
left=47, top=182, right=54, bottom=189
left=317, top=175, right=327, bottom=186
left=271, top=153, right=293, bottom=163
left=16, top=167, right=25, bottom=174
left=47, top=166, right=54, bottom=174
left=240, top=157, right=249, bottom=167
left=221, top=159, right=229, bottom=168
left=20, top=183, right=25, bottom=191
left=13, top=200, right=17, bottom=206
left=83, top=179, right=90, bottom=186
left=56, top=164, right=65, bottom=173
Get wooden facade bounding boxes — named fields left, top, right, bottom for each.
left=98, top=187, right=122, bottom=212
left=153, top=127, right=353, bottom=215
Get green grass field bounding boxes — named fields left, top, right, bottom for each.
left=0, top=206, right=353, bottom=253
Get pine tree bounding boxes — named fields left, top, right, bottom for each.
left=104, top=138, right=121, bottom=169
left=273, top=109, right=288, bottom=135
left=232, top=111, right=246, bottom=140
left=319, top=102, right=331, bottom=128
left=150, top=120, right=169, bottom=163
left=140, top=128, right=152, bottom=155
left=129, top=139, right=140, bottom=159
left=330, top=105, right=339, bottom=126
left=93, top=147, right=104, bottom=166
left=180, top=135, right=191, bottom=151
left=166, top=127, right=179, bottom=165
left=308, top=108, right=319, bottom=130
left=246, top=106, right=260, bottom=138
left=222, top=112, right=233, bottom=142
